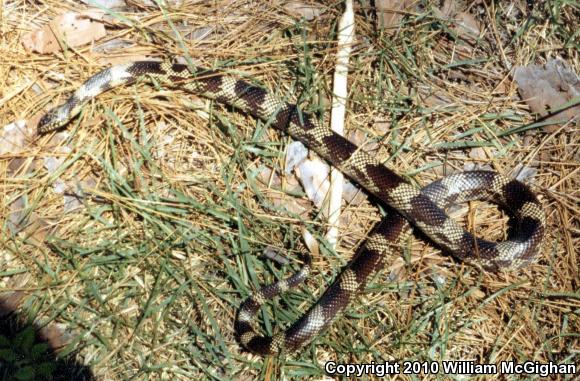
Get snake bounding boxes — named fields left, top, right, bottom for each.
left=37, top=61, right=545, bottom=356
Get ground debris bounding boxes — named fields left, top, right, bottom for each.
left=513, top=58, right=579, bottom=132
left=22, top=11, right=107, bottom=54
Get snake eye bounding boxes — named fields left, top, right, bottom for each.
left=38, top=113, right=52, bottom=130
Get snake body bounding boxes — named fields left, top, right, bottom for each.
left=38, top=61, right=545, bottom=355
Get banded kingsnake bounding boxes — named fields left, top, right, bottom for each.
left=37, top=61, right=545, bottom=355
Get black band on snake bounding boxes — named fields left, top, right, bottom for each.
left=37, top=61, right=545, bottom=356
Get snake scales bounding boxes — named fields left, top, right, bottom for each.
left=37, top=61, right=545, bottom=355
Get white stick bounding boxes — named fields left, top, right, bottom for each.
left=326, top=0, right=355, bottom=248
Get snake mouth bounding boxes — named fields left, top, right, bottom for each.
left=37, top=107, right=68, bottom=134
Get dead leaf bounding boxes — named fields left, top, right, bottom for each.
left=374, top=120, right=391, bottom=134
left=22, top=12, right=107, bottom=54
left=342, top=182, right=365, bottom=206
left=434, top=1, right=481, bottom=42
left=263, top=246, right=290, bottom=265
left=284, top=1, right=325, bottom=21
left=469, top=147, right=487, bottom=160
left=7, top=196, right=53, bottom=244
left=440, top=0, right=458, bottom=17
left=8, top=196, right=26, bottom=235
left=22, top=212, right=53, bottom=246
left=420, top=89, right=452, bottom=107
left=375, top=0, right=414, bottom=28
left=0, top=120, right=28, bottom=155
left=454, top=11, right=481, bottom=39
left=7, top=158, right=27, bottom=175
left=513, top=59, right=580, bottom=132
left=267, top=191, right=310, bottom=216
left=512, top=163, right=538, bottom=182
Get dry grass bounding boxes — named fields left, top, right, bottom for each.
left=0, top=1, right=578, bottom=380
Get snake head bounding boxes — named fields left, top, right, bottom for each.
left=37, top=105, right=70, bottom=134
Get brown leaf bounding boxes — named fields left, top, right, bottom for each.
left=8, top=196, right=26, bottom=234
left=375, top=0, right=414, bottom=28
left=420, top=89, right=452, bottom=107
left=284, top=1, right=325, bottom=21
left=440, top=0, right=458, bottom=17
left=513, top=59, right=580, bottom=132
left=0, top=121, right=28, bottom=155
left=434, top=1, right=481, bottom=43
left=22, top=12, right=107, bottom=54
left=454, top=11, right=481, bottom=39
left=23, top=212, right=53, bottom=246
left=469, top=147, right=487, bottom=160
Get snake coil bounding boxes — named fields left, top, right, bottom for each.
left=38, top=61, right=545, bottom=355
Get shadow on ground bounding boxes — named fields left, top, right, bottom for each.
left=0, top=292, right=95, bottom=381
